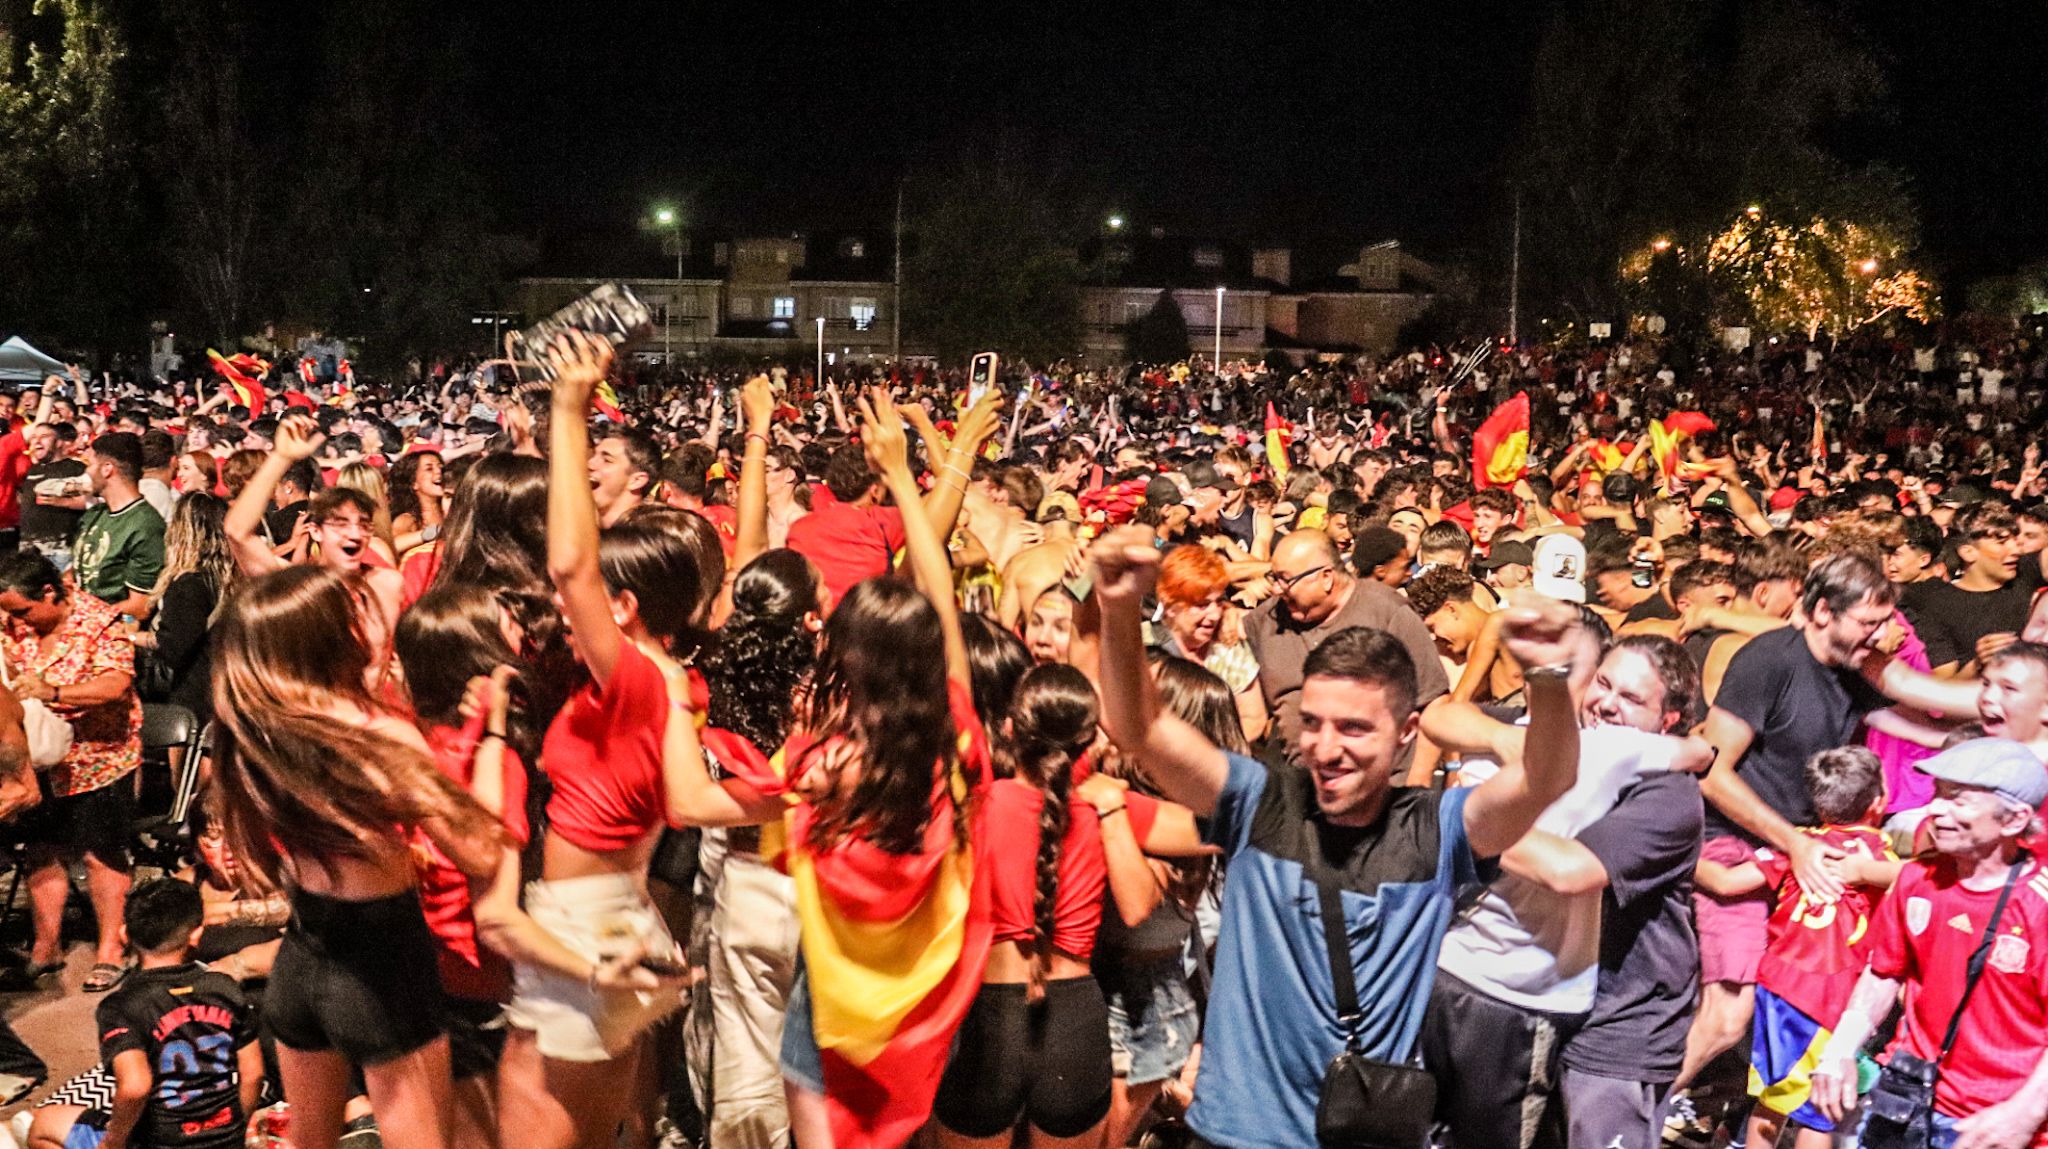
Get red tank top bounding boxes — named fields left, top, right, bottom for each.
left=540, top=643, right=672, bottom=852
left=982, top=778, right=1106, bottom=960
left=415, top=721, right=530, bottom=1001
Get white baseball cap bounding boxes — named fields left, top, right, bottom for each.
left=1531, top=535, right=1587, bottom=603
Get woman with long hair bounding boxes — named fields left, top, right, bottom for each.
left=933, top=663, right=1112, bottom=1149
left=210, top=565, right=508, bottom=1149
left=1080, top=656, right=1227, bottom=1148
left=687, top=548, right=823, bottom=1149
left=136, top=492, right=233, bottom=713
left=768, top=388, right=999, bottom=1149
left=498, top=334, right=767, bottom=1149
left=388, top=449, right=446, bottom=541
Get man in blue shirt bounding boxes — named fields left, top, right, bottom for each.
left=1087, top=525, right=1587, bottom=1149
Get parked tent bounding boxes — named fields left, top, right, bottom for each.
left=0, top=337, right=64, bottom=382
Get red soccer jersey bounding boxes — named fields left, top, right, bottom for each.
left=1867, top=855, right=2048, bottom=1131
left=1754, top=824, right=1896, bottom=1024
left=786, top=501, right=905, bottom=607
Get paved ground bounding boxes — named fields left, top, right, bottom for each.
left=1, top=946, right=108, bottom=1122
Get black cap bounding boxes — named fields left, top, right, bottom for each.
left=1475, top=540, right=1535, bottom=570
left=1144, top=476, right=1186, bottom=508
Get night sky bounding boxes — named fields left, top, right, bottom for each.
left=463, top=0, right=2046, bottom=283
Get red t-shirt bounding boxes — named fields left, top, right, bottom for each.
left=1754, top=824, right=1895, bottom=1023
left=399, top=542, right=441, bottom=609
left=786, top=502, right=905, bottom=606
left=1867, top=855, right=2048, bottom=1129
left=0, top=430, right=26, bottom=531
left=982, top=779, right=1106, bottom=960
left=540, top=643, right=673, bottom=853
left=692, top=504, right=738, bottom=558
left=416, top=722, right=531, bottom=1002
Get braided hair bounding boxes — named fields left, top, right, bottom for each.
left=994, top=664, right=1100, bottom=1002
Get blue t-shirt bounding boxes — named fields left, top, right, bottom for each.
left=1187, top=752, right=1477, bottom=1149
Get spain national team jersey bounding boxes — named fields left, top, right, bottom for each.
left=1754, top=824, right=1896, bottom=1024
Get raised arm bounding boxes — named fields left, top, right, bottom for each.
left=1859, top=649, right=1980, bottom=716
left=1462, top=595, right=1584, bottom=858
left=224, top=414, right=321, bottom=576
left=923, top=390, right=1004, bottom=544
left=856, top=388, right=967, bottom=684
left=733, top=375, right=774, bottom=573
left=544, top=332, right=626, bottom=688
left=1089, top=525, right=1232, bottom=815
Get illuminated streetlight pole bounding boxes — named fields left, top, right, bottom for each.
left=655, top=207, right=681, bottom=365
left=816, top=316, right=826, bottom=390
left=1214, top=286, right=1226, bottom=374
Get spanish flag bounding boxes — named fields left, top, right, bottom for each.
left=1648, top=411, right=1717, bottom=484
left=1471, top=391, right=1530, bottom=489
left=1264, top=401, right=1293, bottom=480
left=207, top=349, right=269, bottom=413
left=758, top=684, right=994, bottom=1149
left=1584, top=438, right=1627, bottom=478
left=593, top=380, right=625, bottom=423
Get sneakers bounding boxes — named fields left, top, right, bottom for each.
left=1662, top=1092, right=1712, bottom=1148
left=337, top=1113, right=382, bottom=1148
left=0, top=1073, right=39, bottom=1108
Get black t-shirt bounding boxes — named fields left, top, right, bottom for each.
left=1705, top=625, right=1889, bottom=842
left=1899, top=562, right=2046, bottom=670
left=1624, top=592, right=1679, bottom=624
left=97, top=962, right=255, bottom=1149
left=262, top=499, right=308, bottom=548
left=1216, top=505, right=1256, bottom=550
left=18, top=457, right=85, bottom=545
left=1562, top=772, right=1704, bottom=1081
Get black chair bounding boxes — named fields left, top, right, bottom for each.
left=131, top=703, right=204, bottom=872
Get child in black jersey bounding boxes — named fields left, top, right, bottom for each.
left=28, top=880, right=261, bottom=1149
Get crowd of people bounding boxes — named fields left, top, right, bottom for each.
left=0, top=318, right=2038, bottom=1149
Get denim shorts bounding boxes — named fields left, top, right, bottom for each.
left=778, top=961, right=824, bottom=1093
left=1101, top=953, right=1198, bottom=1085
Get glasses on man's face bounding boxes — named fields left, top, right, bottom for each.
left=1271, top=565, right=1331, bottom=592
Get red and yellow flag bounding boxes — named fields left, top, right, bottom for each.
left=1264, top=401, right=1294, bottom=480
left=1471, top=391, right=1530, bottom=489
left=593, top=380, right=625, bottom=423
left=207, top=349, right=270, bottom=412
left=1648, top=411, right=1717, bottom=484
left=757, top=687, right=994, bottom=1149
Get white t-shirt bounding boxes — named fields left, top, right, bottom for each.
left=1437, top=724, right=1685, bottom=1014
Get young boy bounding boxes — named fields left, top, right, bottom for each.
left=28, top=879, right=261, bottom=1149
left=1694, top=746, right=1900, bottom=1149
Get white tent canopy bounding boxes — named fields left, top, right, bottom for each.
left=0, top=337, right=64, bottom=382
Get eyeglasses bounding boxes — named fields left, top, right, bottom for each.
left=1270, top=565, right=1331, bottom=592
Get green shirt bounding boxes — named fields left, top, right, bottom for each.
left=72, top=497, right=166, bottom=607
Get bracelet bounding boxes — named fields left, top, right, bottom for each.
left=1523, top=662, right=1573, bottom=683
left=480, top=731, right=506, bottom=745
left=746, top=432, right=770, bottom=447
left=942, top=462, right=972, bottom=480
left=1097, top=803, right=1126, bottom=818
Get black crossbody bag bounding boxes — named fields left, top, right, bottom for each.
left=1312, top=875, right=1438, bottom=1149
left=1861, top=858, right=2023, bottom=1149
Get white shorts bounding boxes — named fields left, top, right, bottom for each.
left=503, top=873, right=685, bottom=1062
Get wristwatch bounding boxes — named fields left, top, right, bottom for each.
left=1523, top=662, right=1573, bottom=683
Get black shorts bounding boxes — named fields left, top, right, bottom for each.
left=14, top=776, right=133, bottom=867
left=444, top=994, right=508, bottom=1081
left=265, top=888, right=447, bottom=1067
left=933, top=977, right=1113, bottom=1139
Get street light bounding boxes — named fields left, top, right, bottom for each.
left=1652, top=237, right=1672, bottom=252
left=1107, top=215, right=1124, bottom=232
left=653, top=206, right=682, bottom=365
left=816, top=316, right=826, bottom=390
left=1859, top=258, right=1880, bottom=274
left=1214, top=286, right=1226, bottom=374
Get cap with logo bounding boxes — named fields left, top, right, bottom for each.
left=1530, top=535, right=1587, bottom=603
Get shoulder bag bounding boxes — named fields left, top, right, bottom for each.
left=1312, top=872, right=1438, bottom=1149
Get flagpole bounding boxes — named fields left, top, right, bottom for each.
left=1508, top=187, right=1522, bottom=346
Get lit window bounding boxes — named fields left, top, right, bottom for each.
left=850, top=299, right=877, bottom=331
left=772, top=297, right=796, bottom=319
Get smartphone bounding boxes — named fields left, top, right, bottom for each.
left=509, top=282, right=654, bottom=382
left=968, top=351, right=999, bottom=406
left=1631, top=559, right=1655, bottom=589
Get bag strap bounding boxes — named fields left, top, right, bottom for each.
left=1315, top=874, right=1365, bottom=1051
left=1934, top=856, right=2025, bottom=1064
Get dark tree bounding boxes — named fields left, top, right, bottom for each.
left=903, top=156, right=1083, bottom=363
left=1127, top=291, right=1191, bottom=365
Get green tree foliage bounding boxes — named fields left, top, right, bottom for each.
left=0, top=0, right=142, bottom=351
left=1518, top=0, right=1919, bottom=319
left=904, top=159, right=1082, bottom=364
left=1127, top=291, right=1191, bottom=364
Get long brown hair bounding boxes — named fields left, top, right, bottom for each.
left=211, top=566, right=507, bottom=886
